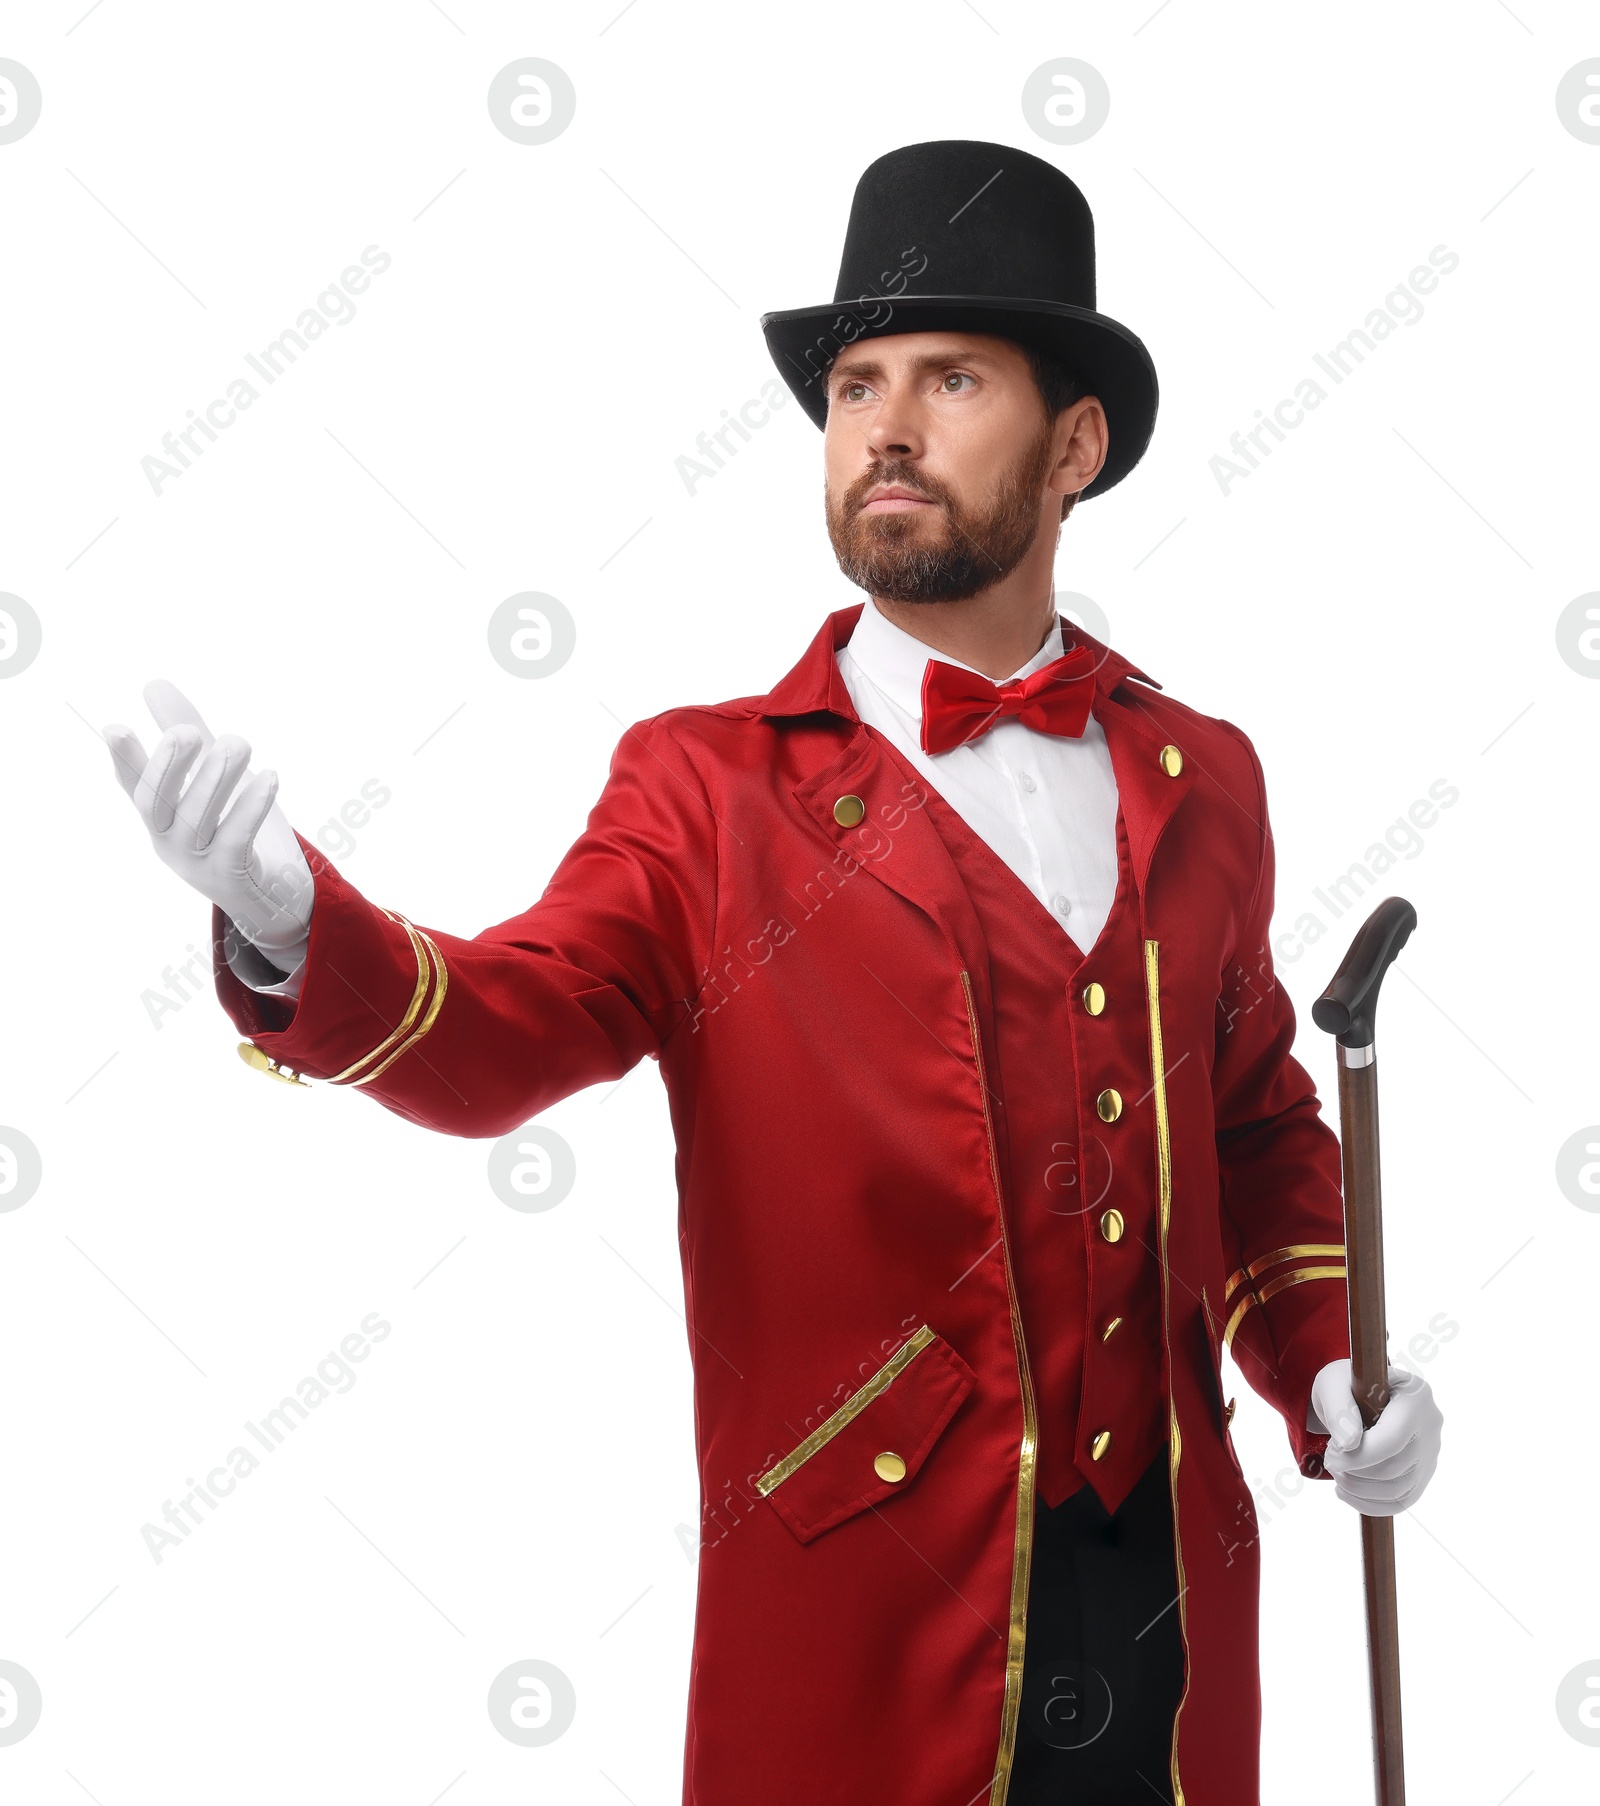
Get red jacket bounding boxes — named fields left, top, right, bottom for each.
left=216, top=606, right=1350, bottom=1806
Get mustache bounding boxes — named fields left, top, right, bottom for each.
left=848, top=467, right=948, bottom=510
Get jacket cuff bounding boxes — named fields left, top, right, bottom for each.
left=1277, top=1289, right=1350, bottom=1478
left=1227, top=1273, right=1350, bottom=1479
left=213, top=833, right=446, bottom=1086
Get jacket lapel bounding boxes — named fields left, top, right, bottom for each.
left=749, top=605, right=988, bottom=954
left=789, top=728, right=986, bottom=960
left=1095, top=683, right=1193, bottom=898
left=747, top=602, right=1194, bottom=932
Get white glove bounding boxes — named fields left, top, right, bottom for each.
left=102, top=680, right=314, bottom=985
left=1309, top=1357, right=1442, bottom=1517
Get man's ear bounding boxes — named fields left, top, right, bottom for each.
left=1071, top=396, right=1110, bottom=491
left=1050, top=397, right=1108, bottom=514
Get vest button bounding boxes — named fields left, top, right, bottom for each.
left=1101, top=1315, right=1124, bottom=1341
left=833, top=793, right=866, bottom=827
left=1090, top=1429, right=1112, bottom=1461
left=1099, top=1208, right=1125, bottom=1243
left=1081, top=981, right=1106, bottom=1016
left=874, top=1450, right=907, bottom=1483
left=1159, top=743, right=1183, bottom=778
left=1095, top=1087, right=1123, bottom=1122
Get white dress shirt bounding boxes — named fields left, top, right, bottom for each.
left=836, top=599, right=1121, bottom=952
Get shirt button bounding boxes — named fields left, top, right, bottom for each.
left=1052, top=894, right=1072, bottom=918
left=1096, top=1087, right=1123, bottom=1122
left=873, top=1451, right=907, bottom=1482
left=1090, top=1429, right=1112, bottom=1461
left=1081, top=982, right=1106, bottom=1016
left=1100, top=1208, right=1125, bottom=1243
left=1019, top=771, right=1037, bottom=793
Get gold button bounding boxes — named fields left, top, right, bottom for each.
left=833, top=793, right=866, bottom=827
left=1099, top=1208, right=1125, bottom=1243
left=1158, top=744, right=1183, bottom=778
left=1090, top=1430, right=1112, bottom=1461
left=873, top=1450, right=907, bottom=1483
left=1225, top=1397, right=1236, bottom=1427
left=1081, top=981, right=1106, bottom=1016
left=1095, top=1087, right=1122, bottom=1123
left=1101, top=1315, right=1123, bottom=1341
left=237, top=1042, right=308, bottom=1086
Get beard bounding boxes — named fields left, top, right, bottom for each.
left=825, top=412, right=1058, bottom=605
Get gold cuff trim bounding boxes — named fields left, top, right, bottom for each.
left=1224, top=1242, right=1347, bottom=1306
left=1223, top=1264, right=1348, bottom=1348
left=323, top=909, right=432, bottom=1084
left=347, top=927, right=448, bottom=1087
left=756, top=1324, right=936, bottom=1497
left=321, top=912, right=447, bottom=1088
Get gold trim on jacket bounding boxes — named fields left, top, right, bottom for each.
left=1223, top=1262, right=1349, bottom=1348
left=960, top=971, right=1038, bottom=1806
left=1223, top=1241, right=1346, bottom=1306
left=1144, top=938, right=1191, bottom=1806
left=756, top=1324, right=937, bottom=1495
left=325, top=910, right=449, bottom=1086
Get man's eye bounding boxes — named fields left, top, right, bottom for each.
left=942, top=371, right=975, bottom=392
left=843, top=381, right=869, bottom=402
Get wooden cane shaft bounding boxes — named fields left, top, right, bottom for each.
left=1362, top=1516, right=1406, bottom=1806
left=1335, top=1049, right=1405, bottom=1806
left=1335, top=1057, right=1391, bottom=1425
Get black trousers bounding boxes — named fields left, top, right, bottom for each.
left=1006, top=1447, right=1185, bottom=1805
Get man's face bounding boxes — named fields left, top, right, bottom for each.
left=822, top=331, right=1105, bottom=605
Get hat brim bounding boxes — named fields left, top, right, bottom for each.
left=759, top=295, right=1157, bottom=499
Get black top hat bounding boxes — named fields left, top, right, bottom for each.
left=761, top=139, right=1157, bottom=499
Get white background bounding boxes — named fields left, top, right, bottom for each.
left=1, top=3, right=1595, bottom=1802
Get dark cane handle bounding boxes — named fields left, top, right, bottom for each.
left=1313, top=894, right=1418, bottom=1420
left=1311, top=896, right=1418, bottom=1050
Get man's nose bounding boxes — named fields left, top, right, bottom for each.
left=863, top=388, right=924, bottom=462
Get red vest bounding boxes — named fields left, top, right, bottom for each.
left=914, top=771, right=1166, bottom=1513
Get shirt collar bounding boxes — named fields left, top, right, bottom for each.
left=747, top=603, right=1159, bottom=721
left=841, top=598, right=1067, bottom=722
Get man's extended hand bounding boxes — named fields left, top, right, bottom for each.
left=1309, top=1357, right=1443, bottom=1517
left=102, top=679, right=314, bottom=977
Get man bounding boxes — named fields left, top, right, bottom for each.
left=104, top=141, right=1441, bottom=1805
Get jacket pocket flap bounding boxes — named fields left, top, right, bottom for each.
left=756, top=1325, right=976, bottom=1545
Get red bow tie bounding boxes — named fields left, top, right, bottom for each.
left=919, top=644, right=1098, bottom=756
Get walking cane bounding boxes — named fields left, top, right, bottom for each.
left=1311, top=894, right=1417, bottom=1806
